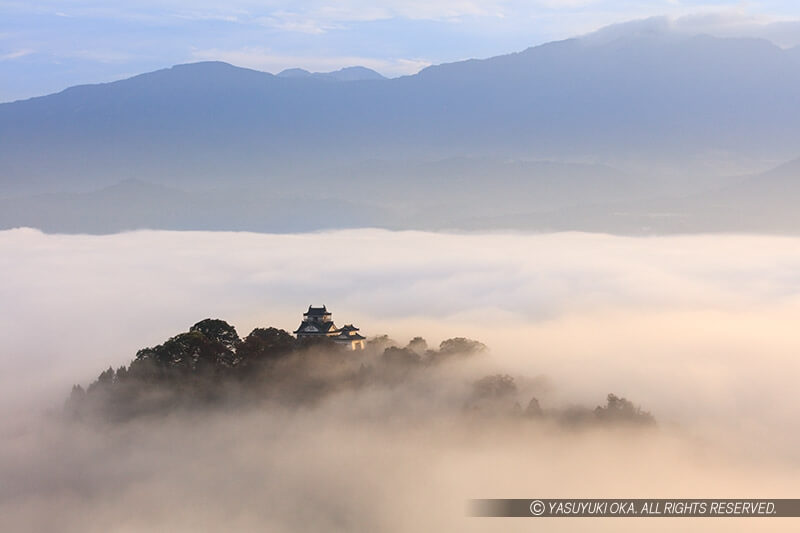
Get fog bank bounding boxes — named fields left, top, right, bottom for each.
left=1, top=228, right=799, bottom=531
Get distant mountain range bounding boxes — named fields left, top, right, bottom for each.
left=0, top=159, right=640, bottom=233
left=276, top=66, right=386, bottom=81
left=1, top=156, right=799, bottom=235
left=1, top=21, right=799, bottom=234
left=452, top=156, right=800, bottom=234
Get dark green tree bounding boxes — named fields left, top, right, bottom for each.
left=189, top=319, right=240, bottom=351
left=237, top=327, right=296, bottom=364
left=140, top=330, right=233, bottom=372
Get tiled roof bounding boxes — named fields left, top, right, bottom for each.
left=304, top=305, right=330, bottom=316
left=294, top=320, right=338, bottom=335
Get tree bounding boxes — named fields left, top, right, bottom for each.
left=382, top=347, right=422, bottom=367
left=145, top=331, right=231, bottom=372
left=189, top=319, right=240, bottom=351
left=237, top=327, right=296, bottom=363
left=64, top=384, right=86, bottom=418
left=87, top=367, right=115, bottom=393
left=366, top=334, right=397, bottom=353
left=471, top=374, right=517, bottom=399
left=465, top=374, right=520, bottom=414
left=430, top=337, right=487, bottom=363
left=525, top=397, right=543, bottom=417
left=594, top=393, right=655, bottom=425
left=98, top=366, right=115, bottom=383
left=296, top=335, right=340, bottom=351
left=127, top=354, right=162, bottom=382
left=439, top=337, right=486, bottom=355
left=406, top=337, right=428, bottom=354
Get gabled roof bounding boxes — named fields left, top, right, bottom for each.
left=335, top=327, right=365, bottom=340
left=304, top=305, right=330, bottom=317
left=294, top=320, right=338, bottom=335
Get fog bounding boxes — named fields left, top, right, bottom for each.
left=2, top=228, right=800, bottom=531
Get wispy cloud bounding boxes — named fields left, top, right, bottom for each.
left=0, top=48, right=34, bottom=61
left=190, top=46, right=431, bottom=76
left=0, top=0, right=505, bottom=25
left=254, top=14, right=342, bottom=35
left=669, top=10, right=800, bottom=47
left=581, top=10, right=800, bottom=47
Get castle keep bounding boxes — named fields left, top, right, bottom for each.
left=293, top=305, right=366, bottom=351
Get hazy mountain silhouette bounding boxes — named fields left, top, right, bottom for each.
left=2, top=156, right=798, bottom=234
left=454, top=158, right=800, bottom=234
left=0, top=159, right=645, bottom=233
left=277, top=66, right=386, bottom=81
left=3, top=27, right=800, bottom=194
left=1, top=21, right=799, bottom=233
left=0, top=179, right=391, bottom=233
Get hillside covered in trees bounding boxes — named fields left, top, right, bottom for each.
left=65, top=318, right=655, bottom=427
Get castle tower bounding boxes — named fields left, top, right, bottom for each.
left=294, top=305, right=338, bottom=336
left=293, top=305, right=365, bottom=350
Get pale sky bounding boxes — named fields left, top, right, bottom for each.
left=2, top=1, right=800, bottom=102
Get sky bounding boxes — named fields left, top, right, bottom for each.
left=2, top=1, right=800, bottom=102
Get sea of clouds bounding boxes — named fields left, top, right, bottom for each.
left=2, top=228, right=799, bottom=532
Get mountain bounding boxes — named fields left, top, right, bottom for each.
left=2, top=29, right=800, bottom=199
left=2, top=23, right=800, bottom=234
left=276, top=68, right=315, bottom=78
left=1, top=154, right=798, bottom=234
left=277, top=66, right=386, bottom=81
left=0, top=179, right=390, bottom=233
left=454, top=157, right=800, bottom=235
left=0, top=159, right=643, bottom=233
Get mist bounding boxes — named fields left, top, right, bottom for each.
left=2, top=228, right=800, bottom=531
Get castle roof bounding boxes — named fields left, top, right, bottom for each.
left=340, top=332, right=366, bottom=340
left=335, top=324, right=365, bottom=340
left=304, top=305, right=330, bottom=317
left=293, top=320, right=337, bottom=335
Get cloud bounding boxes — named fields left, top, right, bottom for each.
left=2, top=228, right=800, bottom=436
left=670, top=11, right=800, bottom=47
left=0, top=0, right=507, bottom=25
left=190, top=46, right=431, bottom=76
left=0, top=48, right=34, bottom=60
left=256, top=14, right=341, bottom=34
left=2, top=228, right=800, bottom=531
left=582, top=11, right=800, bottom=47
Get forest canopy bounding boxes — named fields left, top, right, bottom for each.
left=65, top=318, right=654, bottom=428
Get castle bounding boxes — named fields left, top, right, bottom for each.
left=293, top=305, right=366, bottom=351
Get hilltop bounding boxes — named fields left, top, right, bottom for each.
left=65, top=317, right=655, bottom=428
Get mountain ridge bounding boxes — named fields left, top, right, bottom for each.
left=1, top=155, right=798, bottom=235
left=277, top=66, right=386, bottom=81
left=1, top=25, right=799, bottom=234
